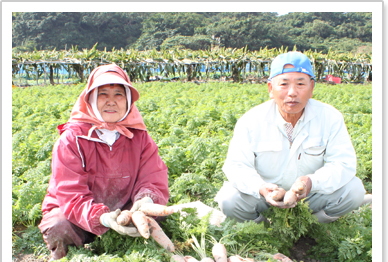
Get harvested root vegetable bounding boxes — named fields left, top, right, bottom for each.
left=147, top=216, right=175, bottom=252
left=235, top=256, right=254, bottom=262
left=132, top=211, right=150, bottom=238
left=171, top=255, right=186, bottom=262
left=200, top=258, right=215, bottom=262
left=227, top=256, right=243, bottom=262
left=273, top=253, right=293, bottom=262
left=270, top=188, right=286, bottom=201
left=139, top=203, right=175, bottom=216
left=116, top=210, right=133, bottom=226
left=291, top=181, right=307, bottom=195
left=283, top=190, right=297, bottom=206
left=184, top=256, right=200, bottom=262
left=212, top=243, right=227, bottom=262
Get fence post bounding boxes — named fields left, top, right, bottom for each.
left=35, top=64, right=39, bottom=86
left=43, top=62, right=47, bottom=85
left=18, top=64, right=21, bottom=87
left=49, top=64, right=54, bottom=85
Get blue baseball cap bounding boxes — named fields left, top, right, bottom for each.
left=269, top=51, right=315, bottom=80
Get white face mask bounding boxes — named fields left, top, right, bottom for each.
left=89, top=85, right=132, bottom=123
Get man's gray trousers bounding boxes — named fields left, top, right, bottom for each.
left=215, top=176, right=366, bottom=223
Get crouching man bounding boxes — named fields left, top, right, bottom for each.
left=215, top=51, right=369, bottom=223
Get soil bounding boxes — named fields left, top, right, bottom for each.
left=288, top=236, right=320, bottom=262
left=13, top=254, right=49, bottom=262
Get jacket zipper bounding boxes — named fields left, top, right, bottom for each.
left=76, top=135, right=113, bottom=166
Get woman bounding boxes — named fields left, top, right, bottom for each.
left=38, top=64, right=169, bottom=260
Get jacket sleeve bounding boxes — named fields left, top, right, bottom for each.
left=132, top=132, right=169, bottom=205
left=51, top=130, right=110, bottom=236
left=307, top=110, right=358, bottom=194
left=221, top=117, right=266, bottom=199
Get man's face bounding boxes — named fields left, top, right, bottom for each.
left=268, top=67, right=314, bottom=121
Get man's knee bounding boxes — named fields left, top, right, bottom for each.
left=326, top=176, right=366, bottom=216
left=215, top=182, right=267, bottom=222
left=341, top=176, right=366, bottom=209
left=215, top=182, right=241, bottom=218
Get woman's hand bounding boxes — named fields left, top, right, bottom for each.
left=129, top=196, right=153, bottom=212
left=100, top=209, right=141, bottom=237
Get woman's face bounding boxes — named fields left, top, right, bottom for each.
left=96, top=84, right=127, bottom=123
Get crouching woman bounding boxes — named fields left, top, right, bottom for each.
left=38, top=64, right=169, bottom=260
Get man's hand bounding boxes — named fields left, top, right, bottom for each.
left=293, top=176, right=312, bottom=202
left=100, top=209, right=141, bottom=237
left=259, top=183, right=296, bottom=209
left=129, top=196, right=153, bottom=212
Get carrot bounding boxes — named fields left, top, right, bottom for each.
left=147, top=216, right=175, bottom=252
left=283, top=190, right=297, bottom=206
left=139, top=203, right=175, bottom=216
left=227, top=256, right=243, bottom=262
left=212, top=243, right=228, bottom=262
left=273, top=253, right=293, bottom=262
left=270, top=188, right=286, bottom=201
left=171, top=255, right=186, bottom=262
left=235, top=255, right=254, bottom=262
left=132, top=211, right=150, bottom=238
left=291, top=181, right=307, bottom=195
left=116, top=210, right=133, bottom=226
left=184, top=256, right=200, bottom=262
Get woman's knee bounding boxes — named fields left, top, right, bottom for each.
left=39, top=208, right=88, bottom=260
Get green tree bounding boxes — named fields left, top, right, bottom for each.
left=12, top=12, right=150, bottom=51
left=132, top=12, right=207, bottom=50
left=12, top=12, right=372, bottom=54
left=205, top=12, right=283, bottom=50
left=160, top=35, right=213, bottom=51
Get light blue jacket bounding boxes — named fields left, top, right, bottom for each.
left=222, top=99, right=357, bottom=199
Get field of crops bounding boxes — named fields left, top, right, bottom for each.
left=12, top=81, right=372, bottom=261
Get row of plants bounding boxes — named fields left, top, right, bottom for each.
left=12, top=45, right=372, bottom=84
left=12, top=81, right=372, bottom=261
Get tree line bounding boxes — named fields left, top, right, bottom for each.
left=12, top=12, right=371, bottom=54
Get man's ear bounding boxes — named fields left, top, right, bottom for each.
left=268, top=81, right=274, bottom=99
left=310, top=79, right=315, bottom=98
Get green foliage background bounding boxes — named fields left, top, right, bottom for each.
left=12, top=12, right=371, bottom=54
left=12, top=82, right=372, bottom=261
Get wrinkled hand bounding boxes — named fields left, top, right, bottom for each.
left=129, top=196, right=154, bottom=213
left=100, top=209, right=141, bottom=237
left=293, top=176, right=312, bottom=202
left=259, top=183, right=296, bottom=209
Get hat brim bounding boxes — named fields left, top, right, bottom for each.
left=87, top=73, right=140, bottom=103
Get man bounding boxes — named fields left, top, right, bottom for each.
left=215, top=51, right=369, bottom=223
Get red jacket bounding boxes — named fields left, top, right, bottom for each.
left=41, top=122, right=169, bottom=236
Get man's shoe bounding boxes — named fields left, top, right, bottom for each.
left=361, top=194, right=372, bottom=207
left=312, top=209, right=340, bottom=223
left=253, top=214, right=268, bottom=224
